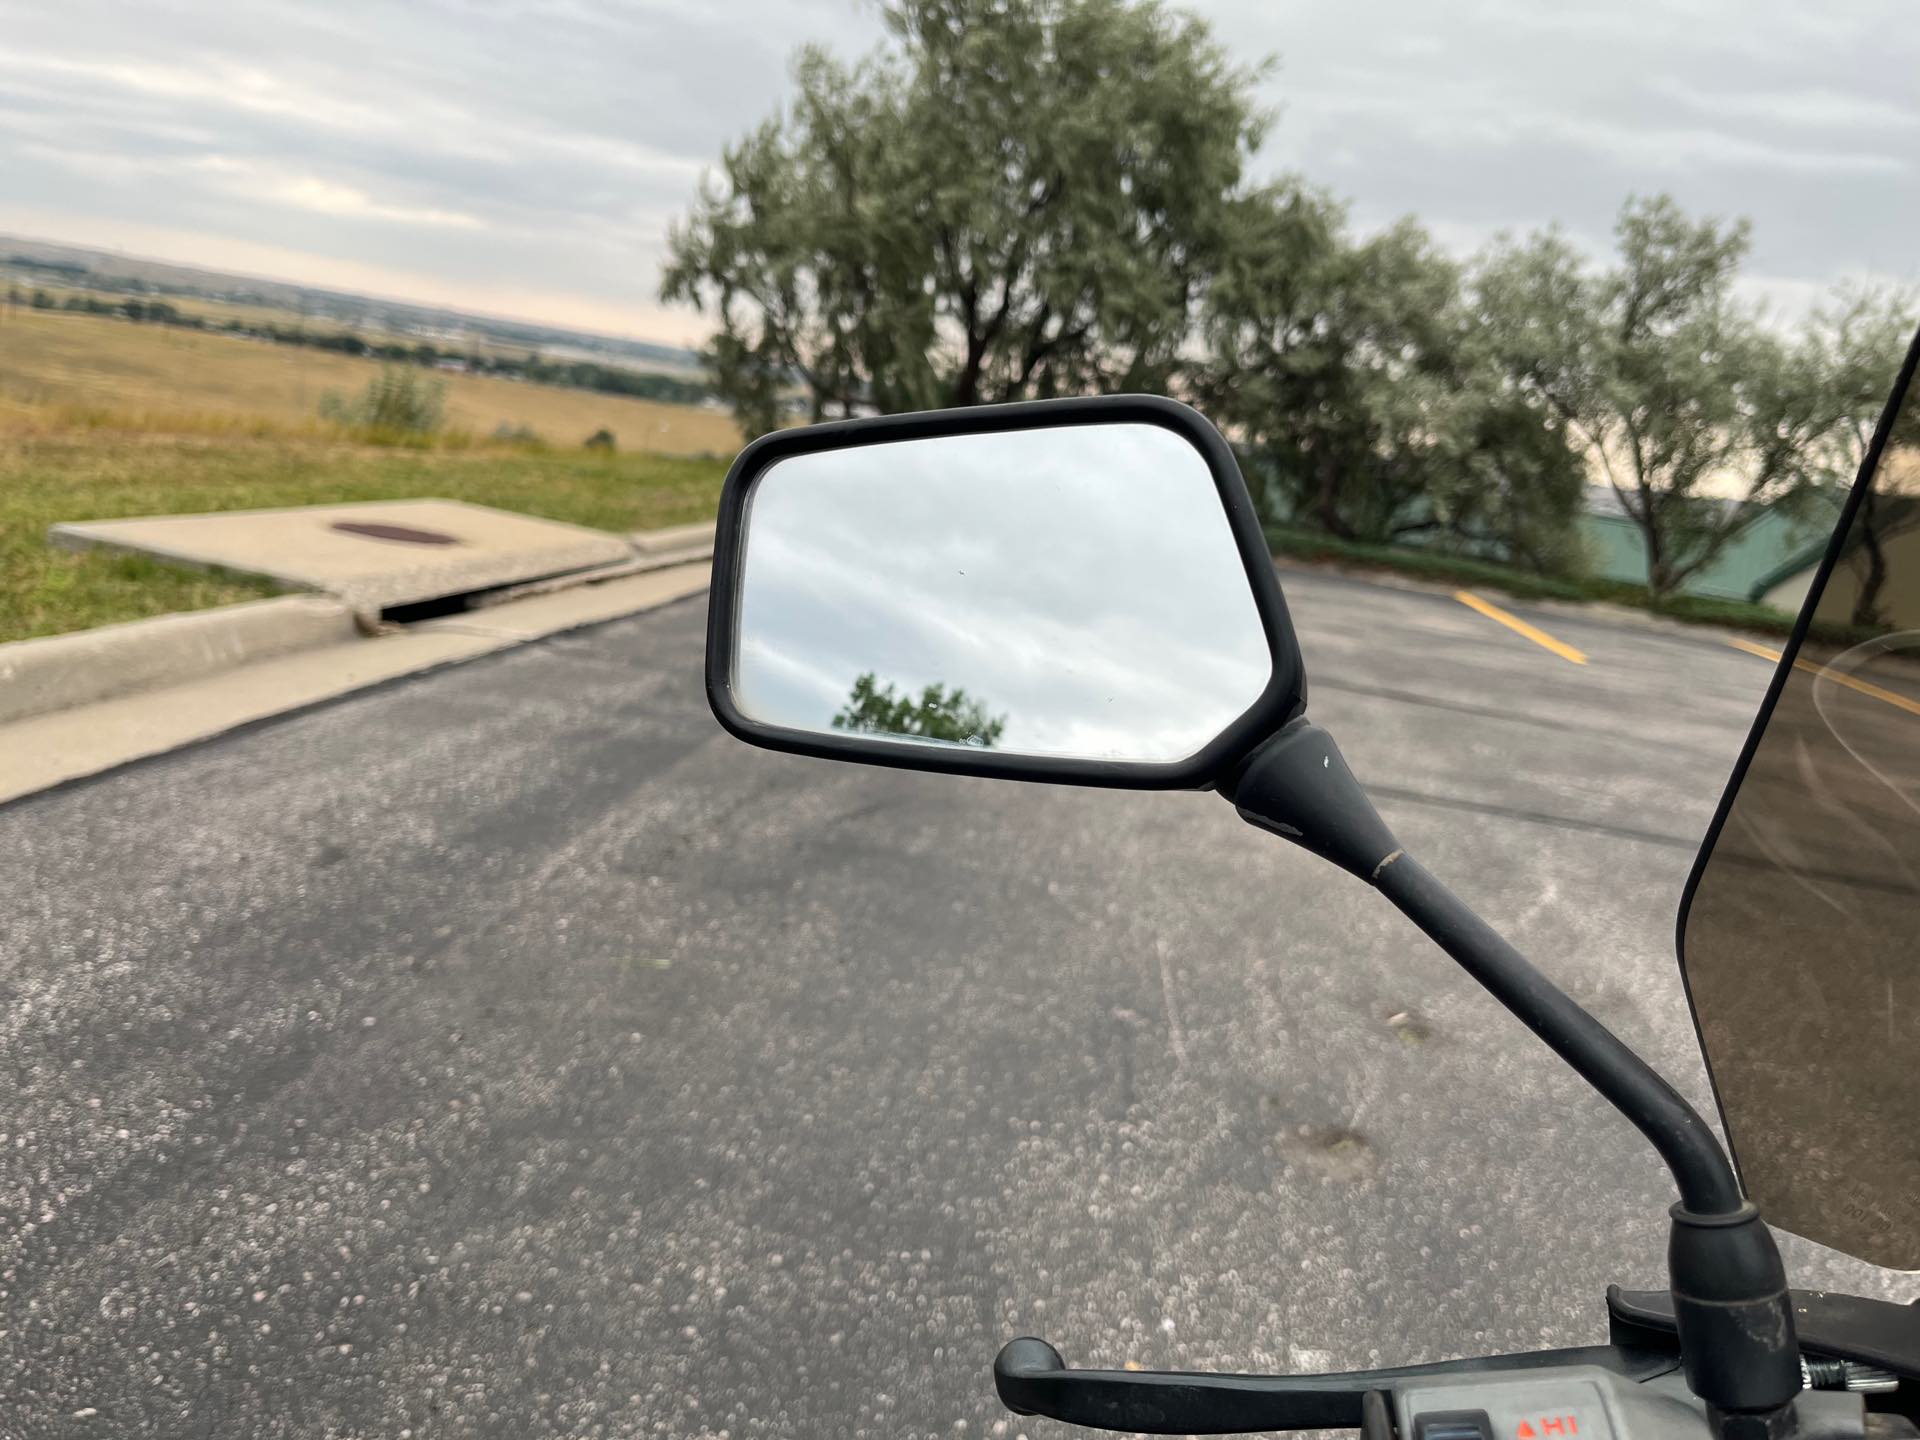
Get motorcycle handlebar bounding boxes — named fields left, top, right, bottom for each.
left=993, top=1335, right=1680, bottom=1436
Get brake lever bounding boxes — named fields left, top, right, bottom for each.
left=994, top=1336, right=1683, bottom=1436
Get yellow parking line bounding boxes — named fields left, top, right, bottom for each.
left=1453, top=591, right=1587, bottom=665
left=1726, top=638, right=1920, bottom=720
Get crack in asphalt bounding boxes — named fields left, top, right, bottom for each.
left=1367, top=781, right=1700, bottom=850
left=1310, top=677, right=1624, bottom=737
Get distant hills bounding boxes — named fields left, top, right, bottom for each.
left=0, top=234, right=705, bottom=376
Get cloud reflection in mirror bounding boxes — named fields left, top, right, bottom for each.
left=733, top=421, right=1272, bottom=763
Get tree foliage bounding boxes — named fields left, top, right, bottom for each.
left=832, top=673, right=1007, bottom=747
left=661, top=0, right=1918, bottom=597
left=661, top=0, right=1265, bottom=435
left=1801, top=284, right=1920, bottom=626
left=1473, top=196, right=1874, bottom=596
left=1201, top=189, right=1587, bottom=567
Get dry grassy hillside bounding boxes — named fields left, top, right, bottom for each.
left=0, top=306, right=740, bottom=456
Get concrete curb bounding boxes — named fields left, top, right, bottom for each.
left=630, top=521, right=714, bottom=555
left=5, top=520, right=716, bottom=730
left=0, top=563, right=711, bottom=807
left=0, top=595, right=360, bottom=726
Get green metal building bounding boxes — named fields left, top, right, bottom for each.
left=1576, top=487, right=1840, bottom=602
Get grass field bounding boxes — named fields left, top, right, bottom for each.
left=0, top=306, right=740, bottom=454
left=0, top=303, right=739, bottom=644
left=0, top=431, right=729, bottom=643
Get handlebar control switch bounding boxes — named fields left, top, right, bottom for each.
left=1415, top=1410, right=1497, bottom=1440
left=1401, top=1373, right=1630, bottom=1440
left=1399, top=1365, right=1871, bottom=1440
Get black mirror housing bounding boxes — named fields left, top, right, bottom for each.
left=704, top=394, right=1307, bottom=789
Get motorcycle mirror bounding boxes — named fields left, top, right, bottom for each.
left=705, top=396, right=1306, bottom=788
left=706, top=392, right=1809, bottom=1411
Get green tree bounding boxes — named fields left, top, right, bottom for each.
left=1201, top=190, right=1585, bottom=565
left=832, top=673, right=1007, bottom=747
left=1800, top=284, right=1920, bottom=626
left=1423, top=348, right=1592, bottom=575
left=1475, top=195, right=1836, bottom=598
left=662, top=0, right=1267, bottom=435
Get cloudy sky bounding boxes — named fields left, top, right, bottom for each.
left=1, top=0, right=1913, bottom=344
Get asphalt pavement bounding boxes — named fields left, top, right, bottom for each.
left=2, top=567, right=1910, bottom=1439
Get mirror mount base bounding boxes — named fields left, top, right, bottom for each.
left=1227, top=718, right=1402, bottom=882
left=1225, top=718, right=1800, bottom=1421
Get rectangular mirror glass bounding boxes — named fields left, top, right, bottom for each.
left=727, top=419, right=1275, bottom=767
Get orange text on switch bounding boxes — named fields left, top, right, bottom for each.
left=1515, top=1418, right=1579, bottom=1439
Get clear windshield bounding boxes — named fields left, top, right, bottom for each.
left=1681, top=342, right=1920, bottom=1269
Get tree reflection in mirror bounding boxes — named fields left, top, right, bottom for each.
left=832, top=673, right=1008, bottom=748
left=1681, top=344, right=1920, bottom=1270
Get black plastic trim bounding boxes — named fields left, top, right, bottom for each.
left=704, top=394, right=1307, bottom=790
left=1672, top=323, right=1920, bottom=1215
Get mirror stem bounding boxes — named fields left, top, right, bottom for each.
left=1226, top=719, right=1800, bottom=1421
left=1374, top=850, right=1743, bottom=1212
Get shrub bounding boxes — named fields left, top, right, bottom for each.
left=318, top=366, right=448, bottom=436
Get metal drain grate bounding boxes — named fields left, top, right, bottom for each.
left=329, top=520, right=461, bottom=546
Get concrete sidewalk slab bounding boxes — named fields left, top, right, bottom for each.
left=52, top=499, right=635, bottom=614
left=0, top=562, right=710, bottom=805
